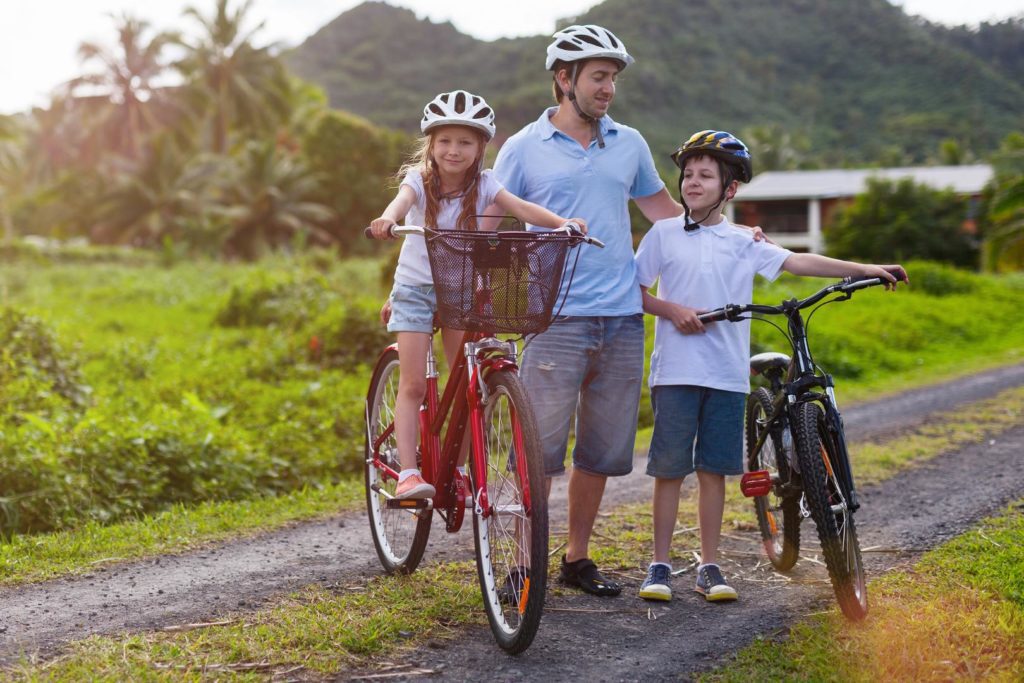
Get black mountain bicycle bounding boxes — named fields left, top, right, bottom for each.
left=699, top=275, right=903, bottom=621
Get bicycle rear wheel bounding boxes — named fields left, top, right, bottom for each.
left=792, top=401, right=868, bottom=621
left=471, top=369, right=548, bottom=654
left=746, top=388, right=800, bottom=571
left=364, top=348, right=431, bottom=574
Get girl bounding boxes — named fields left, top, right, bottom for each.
left=369, top=90, right=586, bottom=499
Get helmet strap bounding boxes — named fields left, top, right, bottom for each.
left=565, top=62, right=606, bottom=149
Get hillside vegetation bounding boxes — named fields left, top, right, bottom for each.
left=288, top=0, right=1024, bottom=167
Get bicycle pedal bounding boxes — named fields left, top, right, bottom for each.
left=740, top=470, right=773, bottom=498
left=386, top=498, right=430, bottom=509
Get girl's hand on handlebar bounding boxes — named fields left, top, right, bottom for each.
left=667, top=302, right=706, bottom=335
left=369, top=217, right=397, bottom=240
left=380, top=298, right=392, bottom=325
left=560, top=218, right=588, bottom=234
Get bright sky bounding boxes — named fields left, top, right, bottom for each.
left=1, top=0, right=1021, bottom=115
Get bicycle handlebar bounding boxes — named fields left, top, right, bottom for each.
left=362, top=222, right=604, bottom=248
left=696, top=273, right=906, bottom=324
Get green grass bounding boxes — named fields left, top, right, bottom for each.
left=700, top=502, right=1024, bottom=682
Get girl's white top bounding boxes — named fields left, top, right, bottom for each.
left=393, top=168, right=504, bottom=286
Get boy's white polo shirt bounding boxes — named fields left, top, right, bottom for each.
left=635, top=215, right=792, bottom=393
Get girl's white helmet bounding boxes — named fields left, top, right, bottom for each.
left=544, top=24, right=634, bottom=71
left=420, top=90, right=496, bottom=141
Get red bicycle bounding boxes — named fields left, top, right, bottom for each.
left=364, top=224, right=601, bottom=653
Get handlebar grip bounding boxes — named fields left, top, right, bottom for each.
left=697, top=309, right=727, bottom=323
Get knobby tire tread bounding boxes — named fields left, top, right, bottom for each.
left=792, top=401, right=868, bottom=621
left=746, top=388, right=800, bottom=571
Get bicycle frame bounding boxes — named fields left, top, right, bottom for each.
left=751, top=302, right=860, bottom=512
left=366, top=332, right=535, bottom=531
left=709, top=276, right=897, bottom=510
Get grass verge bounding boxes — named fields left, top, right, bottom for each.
left=9, top=562, right=483, bottom=682
left=0, top=481, right=363, bottom=587
left=699, top=501, right=1024, bottom=682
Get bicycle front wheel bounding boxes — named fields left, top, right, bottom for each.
left=364, top=348, right=432, bottom=574
left=746, top=388, right=800, bottom=571
left=471, top=369, right=548, bottom=654
left=792, top=401, right=868, bottom=621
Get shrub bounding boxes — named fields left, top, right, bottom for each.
left=827, top=177, right=978, bottom=267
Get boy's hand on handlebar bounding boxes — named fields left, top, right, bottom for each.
left=863, top=264, right=909, bottom=290
left=369, top=217, right=397, bottom=240
left=667, top=302, right=706, bottom=335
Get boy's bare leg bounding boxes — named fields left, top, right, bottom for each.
left=696, top=470, right=726, bottom=565
left=652, top=477, right=685, bottom=564
left=565, top=468, right=606, bottom=562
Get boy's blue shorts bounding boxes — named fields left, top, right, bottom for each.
left=645, top=385, right=746, bottom=479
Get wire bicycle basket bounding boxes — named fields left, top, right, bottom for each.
left=425, top=230, right=577, bottom=334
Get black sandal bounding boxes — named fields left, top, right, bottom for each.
left=559, top=556, right=622, bottom=596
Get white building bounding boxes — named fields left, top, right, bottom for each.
left=729, top=164, right=993, bottom=253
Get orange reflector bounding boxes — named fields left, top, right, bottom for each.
left=820, top=445, right=835, bottom=477
left=767, top=511, right=778, bottom=535
left=741, top=470, right=773, bottom=498
left=518, top=578, right=531, bottom=615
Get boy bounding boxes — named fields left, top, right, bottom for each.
left=634, top=130, right=905, bottom=601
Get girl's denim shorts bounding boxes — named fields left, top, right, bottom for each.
left=387, top=282, right=436, bottom=334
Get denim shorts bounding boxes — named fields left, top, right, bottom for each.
left=520, top=315, right=645, bottom=477
left=387, top=283, right=436, bottom=334
left=645, top=385, right=746, bottom=479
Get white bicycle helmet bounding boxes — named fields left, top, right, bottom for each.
left=420, top=90, right=496, bottom=141
left=544, top=24, right=634, bottom=71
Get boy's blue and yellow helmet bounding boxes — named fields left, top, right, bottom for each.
left=671, top=130, right=752, bottom=183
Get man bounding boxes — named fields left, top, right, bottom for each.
left=488, top=25, right=684, bottom=596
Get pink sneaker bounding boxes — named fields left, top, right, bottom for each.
left=395, top=473, right=435, bottom=500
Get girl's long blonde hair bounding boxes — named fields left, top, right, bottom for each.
left=397, top=128, right=487, bottom=231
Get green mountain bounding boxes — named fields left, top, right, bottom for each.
left=287, top=0, right=1024, bottom=168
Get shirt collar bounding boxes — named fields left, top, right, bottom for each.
left=538, top=106, right=619, bottom=141
left=682, top=216, right=730, bottom=237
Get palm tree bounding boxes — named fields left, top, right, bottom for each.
left=177, top=0, right=291, bottom=154
left=0, top=116, right=23, bottom=241
left=983, top=133, right=1024, bottom=271
left=67, top=13, right=179, bottom=161
left=95, top=135, right=226, bottom=250
left=220, top=141, right=334, bottom=259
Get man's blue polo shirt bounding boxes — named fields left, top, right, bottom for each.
left=493, top=107, right=665, bottom=317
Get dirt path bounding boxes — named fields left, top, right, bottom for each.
left=1, top=363, right=1023, bottom=670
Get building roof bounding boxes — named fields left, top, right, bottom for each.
left=734, top=164, right=992, bottom=201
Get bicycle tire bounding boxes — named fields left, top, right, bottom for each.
left=746, top=388, right=800, bottom=571
left=792, top=401, right=868, bottom=621
left=364, top=348, right=432, bottom=574
left=471, top=369, right=548, bottom=654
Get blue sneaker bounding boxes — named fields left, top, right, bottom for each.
left=694, top=564, right=738, bottom=602
left=639, top=563, right=672, bottom=601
